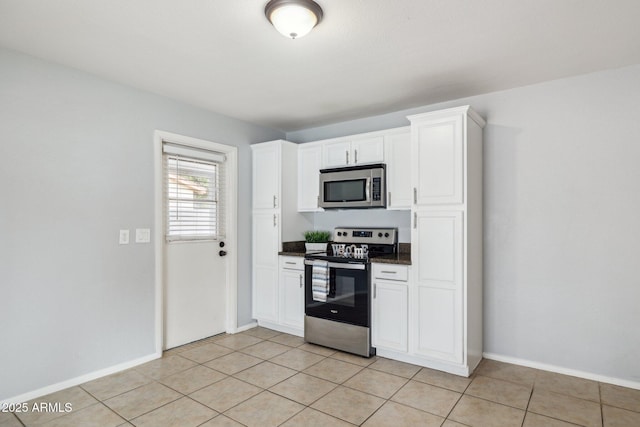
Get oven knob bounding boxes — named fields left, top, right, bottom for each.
left=378, top=232, right=383, bottom=237
left=337, top=232, right=342, bottom=237
left=384, top=233, right=389, bottom=238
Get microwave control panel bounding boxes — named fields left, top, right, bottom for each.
left=372, top=177, right=381, bottom=201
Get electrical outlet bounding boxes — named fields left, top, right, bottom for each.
left=119, top=229, right=130, bottom=245
left=136, top=228, right=151, bottom=243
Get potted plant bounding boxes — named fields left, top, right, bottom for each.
left=304, top=230, right=331, bottom=253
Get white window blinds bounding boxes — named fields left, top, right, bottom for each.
left=163, top=143, right=226, bottom=242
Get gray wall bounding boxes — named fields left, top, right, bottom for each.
left=0, top=48, right=283, bottom=400
left=288, top=65, right=640, bottom=384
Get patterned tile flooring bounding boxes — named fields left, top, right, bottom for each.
left=3, top=327, right=640, bottom=426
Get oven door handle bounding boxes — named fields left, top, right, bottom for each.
left=328, top=262, right=366, bottom=270
left=304, top=260, right=366, bottom=270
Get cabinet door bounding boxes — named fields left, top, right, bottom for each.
left=372, top=280, right=408, bottom=352
left=384, top=132, right=411, bottom=209
left=297, top=144, right=322, bottom=211
left=252, top=143, right=280, bottom=210
left=280, top=268, right=305, bottom=329
left=412, top=114, right=464, bottom=205
left=412, top=210, right=463, bottom=364
left=322, top=140, right=351, bottom=168
left=352, top=136, right=384, bottom=165
left=252, top=212, right=280, bottom=321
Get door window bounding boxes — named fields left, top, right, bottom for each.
left=163, top=145, right=226, bottom=241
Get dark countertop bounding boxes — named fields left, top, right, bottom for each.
left=277, top=251, right=411, bottom=265
left=278, top=251, right=306, bottom=257
left=370, top=253, right=412, bottom=265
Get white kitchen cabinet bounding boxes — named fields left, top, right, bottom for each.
left=351, top=136, right=385, bottom=165
left=384, top=129, right=412, bottom=210
left=279, top=256, right=305, bottom=334
left=252, top=212, right=280, bottom=322
left=251, top=140, right=311, bottom=328
left=413, top=211, right=463, bottom=363
left=372, top=263, right=409, bottom=353
left=407, top=106, right=485, bottom=377
left=297, top=142, right=323, bottom=212
left=412, top=112, right=464, bottom=206
left=322, top=140, right=352, bottom=168
left=322, top=136, right=384, bottom=168
left=252, top=143, right=281, bottom=210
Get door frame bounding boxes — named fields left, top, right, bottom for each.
left=153, top=130, right=238, bottom=354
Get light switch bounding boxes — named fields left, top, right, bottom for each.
left=136, top=228, right=151, bottom=243
left=119, top=229, right=130, bottom=245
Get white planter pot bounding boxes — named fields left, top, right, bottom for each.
left=305, top=242, right=327, bottom=253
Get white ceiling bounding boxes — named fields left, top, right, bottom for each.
left=1, top=0, right=640, bottom=132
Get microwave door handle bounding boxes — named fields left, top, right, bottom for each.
left=365, top=177, right=371, bottom=203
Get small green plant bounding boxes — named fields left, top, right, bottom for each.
left=304, top=230, right=331, bottom=243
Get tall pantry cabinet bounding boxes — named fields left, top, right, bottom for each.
left=409, top=106, right=485, bottom=376
left=251, top=140, right=309, bottom=324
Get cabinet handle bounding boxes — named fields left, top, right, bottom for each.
left=285, top=261, right=296, bottom=265
left=273, top=195, right=277, bottom=208
left=413, top=187, right=417, bottom=204
left=413, top=212, right=417, bottom=229
left=373, top=282, right=377, bottom=299
left=299, top=274, right=303, bottom=288
left=381, top=271, right=397, bottom=274
left=354, top=149, right=358, bottom=164
left=273, top=214, right=277, bottom=227
left=388, top=192, right=391, bottom=205
left=346, top=150, right=349, bottom=165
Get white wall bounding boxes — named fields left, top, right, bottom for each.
left=0, top=48, right=283, bottom=400
left=288, top=65, right=640, bottom=384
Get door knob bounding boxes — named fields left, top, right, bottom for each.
left=219, top=250, right=227, bottom=257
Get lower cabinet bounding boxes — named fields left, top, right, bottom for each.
left=255, top=256, right=305, bottom=337
left=372, top=264, right=409, bottom=353
left=372, top=257, right=477, bottom=377
left=279, top=258, right=305, bottom=331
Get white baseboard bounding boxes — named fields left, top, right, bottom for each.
left=1, top=352, right=162, bottom=405
left=483, top=352, right=640, bottom=391
left=256, top=320, right=304, bottom=338
left=231, top=321, right=258, bottom=334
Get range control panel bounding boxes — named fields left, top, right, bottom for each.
left=333, top=227, right=398, bottom=245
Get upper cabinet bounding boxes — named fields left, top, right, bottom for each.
left=252, top=142, right=281, bottom=210
left=384, top=129, right=411, bottom=210
left=411, top=113, right=465, bottom=206
left=297, top=142, right=323, bottom=212
left=322, top=136, right=384, bottom=168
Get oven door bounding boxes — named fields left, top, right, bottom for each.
left=304, top=260, right=371, bottom=327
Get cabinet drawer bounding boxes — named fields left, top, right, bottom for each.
left=372, top=264, right=408, bottom=281
left=280, top=256, right=304, bottom=270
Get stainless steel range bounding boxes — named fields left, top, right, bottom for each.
left=304, top=227, right=398, bottom=357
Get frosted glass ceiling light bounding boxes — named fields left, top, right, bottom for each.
left=265, top=0, right=323, bottom=39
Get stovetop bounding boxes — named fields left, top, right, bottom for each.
left=305, top=227, right=398, bottom=264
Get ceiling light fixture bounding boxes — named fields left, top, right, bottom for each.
left=265, top=0, right=323, bottom=39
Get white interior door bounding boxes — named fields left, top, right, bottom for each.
left=160, top=137, right=234, bottom=350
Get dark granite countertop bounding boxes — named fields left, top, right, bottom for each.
left=278, top=251, right=306, bottom=257
left=370, top=253, right=412, bottom=265
left=278, top=240, right=412, bottom=265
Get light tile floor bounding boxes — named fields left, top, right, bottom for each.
left=4, top=327, right=640, bottom=426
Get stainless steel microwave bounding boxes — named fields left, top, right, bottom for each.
left=318, top=164, right=386, bottom=209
